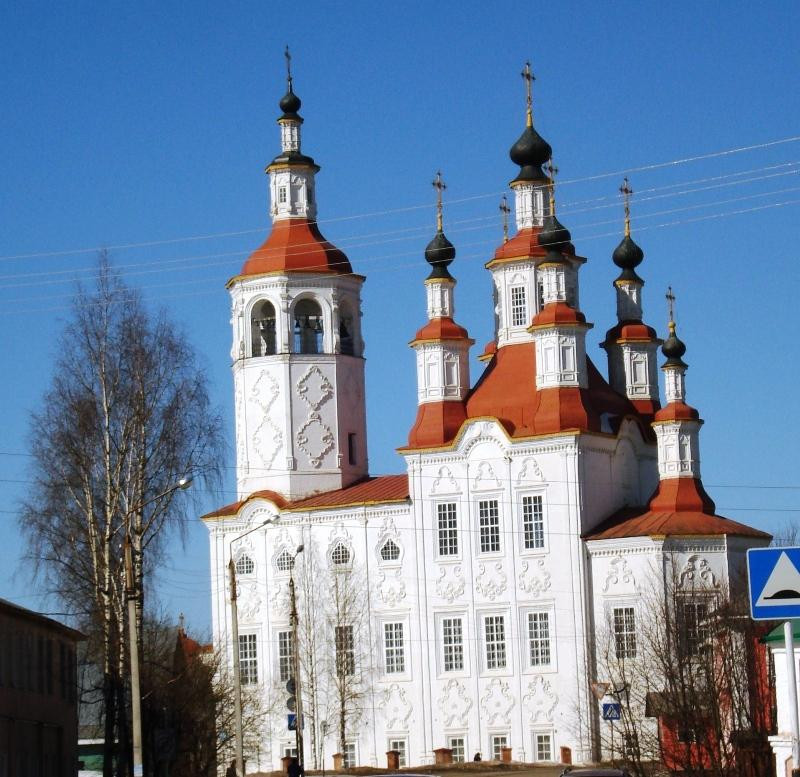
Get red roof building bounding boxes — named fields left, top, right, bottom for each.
left=202, top=62, right=771, bottom=773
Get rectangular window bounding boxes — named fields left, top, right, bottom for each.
left=437, top=503, right=459, bottom=556
left=279, top=186, right=288, bottom=203
left=491, top=734, right=508, bottom=760
left=484, top=615, right=507, bottom=670
left=449, top=737, right=466, bottom=763
left=335, top=625, right=355, bottom=677
left=511, top=286, right=528, bottom=326
left=343, top=742, right=357, bottom=768
left=238, top=634, right=258, bottom=685
left=678, top=600, right=710, bottom=657
left=522, top=495, right=545, bottom=550
left=278, top=630, right=294, bottom=682
left=535, top=733, right=552, bottom=762
left=388, top=739, right=407, bottom=767
left=613, top=607, right=637, bottom=659
left=348, top=433, right=357, bottom=466
left=528, top=612, right=551, bottom=667
left=442, top=617, right=464, bottom=672
left=283, top=745, right=298, bottom=758
left=478, top=499, right=500, bottom=553
left=384, top=622, right=405, bottom=674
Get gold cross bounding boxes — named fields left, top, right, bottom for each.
left=285, top=45, right=293, bottom=90
left=666, top=286, right=676, bottom=330
left=432, top=171, right=447, bottom=231
left=620, top=177, right=633, bottom=237
left=521, top=61, right=535, bottom=127
left=544, top=159, right=558, bottom=214
left=499, top=195, right=511, bottom=243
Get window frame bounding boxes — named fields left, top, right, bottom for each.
left=510, top=285, right=528, bottom=327
left=439, top=613, right=467, bottom=675
left=383, top=621, right=407, bottom=676
left=235, top=554, right=256, bottom=576
left=483, top=613, right=508, bottom=672
left=448, top=735, right=467, bottom=763
left=379, top=538, right=401, bottom=564
left=522, top=606, right=556, bottom=672
left=342, top=742, right=357, bottom=769
left=277, top=629, right=294, bottom=683
left=477, top=498, right=502, bottom=555
left=677, top=596, right=713, bottom=658
left=335, top=624, right=356, bottom=677
left=330, top=543, right=352, bottom=568
left=275, top=550, right=294, bottom=574
left=612, top=605, right=637, bottom=660
left=532, top=730, right=554, bottom=763
left=387, top=738, right=408, bottom=768
left=490, top=733, right=509, bottom=761
left=436, top=501, right=460, bottom=559
left=238, top=633, right=258, bottom=686
left=519, top=492, right=547, bottom=553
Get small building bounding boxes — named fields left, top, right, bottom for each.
left=0, top=597, right=84, bottom=776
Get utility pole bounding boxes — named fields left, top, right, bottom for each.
left=125, top=536, right=144, bottom=777
left=124, top=476, right=193, bottom=777
left=229, top=558, right=245, bottom=777
left=289, top=545, right=305, bottom=768
left=228, top=517, right=279, bottom=777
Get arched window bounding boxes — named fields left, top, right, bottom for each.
left=331, top=543, right=351, bottom=566
left=276, top=550, right=294, bottom=572
left=235, top=555, right=255, bottom=575
left=251, top=300, right=277, bottom=356
left=339, top=303, right=355, bottom=356
left=293, top=299, right=324, bottom=354
left=380, top=539, right=400, bottom=562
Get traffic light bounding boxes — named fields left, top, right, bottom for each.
left=286, top=676, right=296, bottom=712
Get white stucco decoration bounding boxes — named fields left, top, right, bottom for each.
left=438, top=679, right=474, bottom=728
left=435, top=565, right=465, bottom=603
left=383, top=683, right=413, bottom=730
left=678, top=554, right=719, bottom=589
left=475, top=562, right=508, bottom=601
left=518, top=559, right=552, bottom=597
left=523, top=675, right=558, bottom=723
left=480, top=678, right=515, bottom=726
left=603, top=555, right=636, bottom=593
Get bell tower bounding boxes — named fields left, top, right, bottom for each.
left=228, top=54, right=368, bottom=500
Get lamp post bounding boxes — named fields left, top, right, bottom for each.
left=126, top=476, right=193, bottom=777
left=229, top=517, right=279, bottom=777
left=288, top=544, right=305, bottom=769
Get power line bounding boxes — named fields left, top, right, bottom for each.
left=1, top=135, right=798, bottom=263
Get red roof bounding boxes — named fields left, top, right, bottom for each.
left=604, top=320, right=659, bottom=342
left=201, top=476, right=409, bottom=520
left=489, top=227, right=547, bottom=263
left=530, top=301, right=588, bottom=327
left=289, top=475, right=409, bottom=509
left=236, top=217, right=352, bottom=277
left=411, top=317, right=473, bottom=344
left=586, top=505, right=770, bottom=540
left=463, top=342, right=649, bottom=440
left=655, top=401, right=700, bottom=422
left=478, top=340, right=497, bottom=362
left=406, top=401, right=468, bottom=448
left=586, top=477, right=769, bottom=540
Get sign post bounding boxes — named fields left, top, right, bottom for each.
left=748, top=547, right=800, bottom=771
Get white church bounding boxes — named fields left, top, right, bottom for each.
left=202, top=65, right=770, bottom=771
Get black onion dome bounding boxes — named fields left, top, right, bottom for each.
left=613, top=235, right=644, bottom=270
left=425, top=230, right=455, bottom=280
left=509, top=125, right=552, bottom=182
left=538, top=214, right=572, bottom=252
left=662, top=324, right=688, bottom=368
left=279, top=88, right=302, bottom=120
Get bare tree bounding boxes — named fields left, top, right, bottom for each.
left=19, top=256, right=223, bottom=777
left=328, top=554, right=370, bottom=763
left=594, top=560, right=773, bottom=777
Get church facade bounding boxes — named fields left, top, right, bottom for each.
left=202, top=67, right=770, bottom=771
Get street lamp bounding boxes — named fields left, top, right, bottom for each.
left=229, top=517, right=279, bottom=777
left=288, top=544, right=305, bottom=769
left=125, top=476, right=193, bottom=777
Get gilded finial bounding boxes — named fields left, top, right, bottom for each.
left=432, top=171, right=446, bottom=232
left=666, top=286, right=676, bottom=333
left=521, top=61, right=535, bottom=128
left=620, top=177, right=633, bottom=238
left=500, top=195, right=511, bottom=243
left=544, top=159, right=559, bottom=214
left=284, top=45, right=293, bottom=91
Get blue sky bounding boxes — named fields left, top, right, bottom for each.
left=1, top=1, right=798, bottom=635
